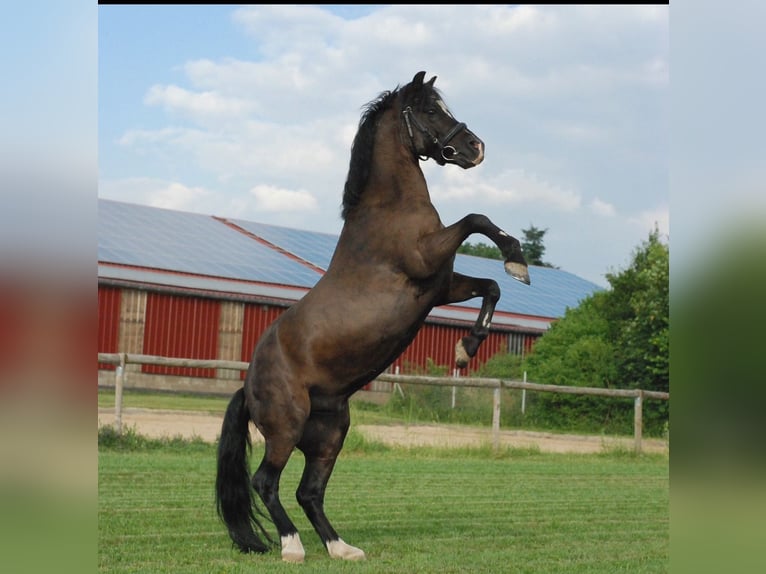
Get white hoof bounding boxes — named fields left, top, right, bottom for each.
left=326, top=538, right=366, bottom=561
left=504, top=260, right=530, bottom=285
left=281, top=533, right=305, bottom=563
left=455, top=339, right=469, bottom=368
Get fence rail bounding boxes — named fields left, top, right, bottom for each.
left=98, top=352, right=669, bottom=453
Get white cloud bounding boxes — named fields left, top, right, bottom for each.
left=590, top=198, right=617, bottom=217
left=232, top=4, right=341, bottom=57
left=117, top=127, right=187, bottom=147
left=99, top=177, right=210, bottom=212
left=182, top=58, right=320, bottom=113
left=249, top=184, right=318, bottom=212
left=144, top=84, right=255, bottom=120
left=116, top=121, right=345, bottom=194
left=484, top=4, right=555, bottom=35
left=432, top=168, right=581, bottom=212
left=148, top=182, right=209, bottom=211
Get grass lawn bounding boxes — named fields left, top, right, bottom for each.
left=99, top=433, right=668, bottom=573
left=98, top=388, right=230, bottom=414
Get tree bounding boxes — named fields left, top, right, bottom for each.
left=457, top=224, right=557, bottom=267
left=605, top=227, right=669, bottom=395
left=521, top=292, right=625, bottom=433
left=456, top=241, right=503, bottom=260
left=521, top=225, right=556, bottom=268
left=520, top=228, right=669, bottom=435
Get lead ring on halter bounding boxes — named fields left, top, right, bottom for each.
left=402, top=106, right=467, bottom=162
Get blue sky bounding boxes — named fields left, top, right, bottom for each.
left=98, top=5, right=669, bottom=287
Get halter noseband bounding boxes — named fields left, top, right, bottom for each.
left=402, top=106, right=467, bottom=162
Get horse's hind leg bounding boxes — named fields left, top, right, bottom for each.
left=296, top=401, right=366, bottom=561
left=249, top=387, right=310, bottom=562
left=440, top=273, right=500, bottom=368
left=252, top=447, right=306, bottom=562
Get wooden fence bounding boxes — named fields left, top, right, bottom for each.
left=97, top=352, right=669, bottom=453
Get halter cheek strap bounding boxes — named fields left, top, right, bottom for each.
left=402, top=106, right=467, bottom=162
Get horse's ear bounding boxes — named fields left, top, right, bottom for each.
left=426, top=75, right=437, bottom=88
left=412, top=71, right=426, bottom=88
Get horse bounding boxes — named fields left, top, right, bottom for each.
left=216, top=71, right=530, bottom=563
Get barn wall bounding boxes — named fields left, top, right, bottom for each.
left=118, top=289, right=147, bottom=374
left=390, top=324, right=511, bottom=375
left=142, top=292, right=221, bottom=378
left=97, top=284, right=542, bottom=396
left=239, top=303, right=286, bottom=380
left=216, top=301, right=244, bottom=381
left=97, top=286, right=121, bottom=370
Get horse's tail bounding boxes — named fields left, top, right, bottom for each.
left=215, top=387, right=274, bottom=553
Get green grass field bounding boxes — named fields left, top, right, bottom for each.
left=99, top=434, right=668, bottom=573
left=98, top=388, right=230, bottom=414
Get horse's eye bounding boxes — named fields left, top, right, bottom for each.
left=426, top=109, right=436, bottom=115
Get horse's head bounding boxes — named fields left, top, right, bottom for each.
left=400, top=71, right=484, bottom=169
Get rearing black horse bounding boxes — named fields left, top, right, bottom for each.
left=216, top=71, right=529, bottom=563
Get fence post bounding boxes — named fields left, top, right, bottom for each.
left=451, top=368, right=458, bottom=409
left=633, top=390, right=644, bottom=454
left=521, top=371, right=527, bottom=414
left=492, top=387, right=501, bottom=451
left=115, top=353, right=126, bottom=434
left=393, top=365, right=404, bottom=398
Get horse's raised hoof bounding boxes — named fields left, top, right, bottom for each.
left=281, top=533, right=306, bottom=563
left=326, top=538, right=366, bottom=561
left=455, top=339, right=470, bottom=368
left=505, top=261, right=531, bottom=285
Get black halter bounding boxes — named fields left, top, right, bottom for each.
left=402, top=106, right=467, bottom=162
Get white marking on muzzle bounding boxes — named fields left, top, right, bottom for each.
left=473, top=143, right=485, bottom=165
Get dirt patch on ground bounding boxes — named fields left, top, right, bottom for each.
left=97, top=408, right=668, bottom=455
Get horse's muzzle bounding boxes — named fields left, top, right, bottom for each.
left=457, top=131, right=484, bottom=168
left=472, top=139, right=485, bottom=166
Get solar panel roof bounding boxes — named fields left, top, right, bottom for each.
left=98, top=199, right=602, bottom=318
left=98, top=200, right=322, bottom=288
left=228, top=218, right=339, bottom=271
left=453, top=254, right=601, bottom=318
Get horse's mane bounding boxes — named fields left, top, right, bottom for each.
left=341, top=87, right=402, bottom=220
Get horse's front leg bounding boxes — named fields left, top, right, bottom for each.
left=419, top=214, right=530, bottom=284
left=438, top=273, right=500, bottom=368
